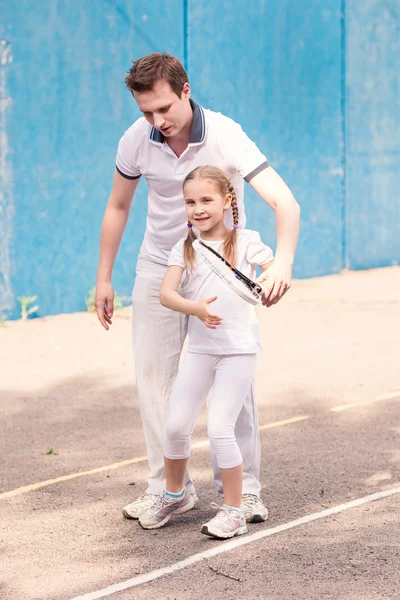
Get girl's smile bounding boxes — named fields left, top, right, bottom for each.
left=184, top=179, right=231, bottom=240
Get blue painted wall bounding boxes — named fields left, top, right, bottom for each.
left=345, top=0, right=400, bottom=269
left=189, top=1, right=343, bottom=278
left=0, top=1, right=399, bottom=320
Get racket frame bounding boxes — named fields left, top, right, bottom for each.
left=197, top=239, right=263, bottom=300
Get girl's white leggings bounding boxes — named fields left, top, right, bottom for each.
left=163, top=352, right=257, bottom=469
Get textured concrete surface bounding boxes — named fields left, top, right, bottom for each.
left=0, top=267, right=399, bottom=600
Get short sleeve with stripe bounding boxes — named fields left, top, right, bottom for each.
left=115, top=119, right=147, bottom=180
left=212, top=113, right=269, bottom=182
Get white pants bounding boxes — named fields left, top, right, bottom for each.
left=164, top=353, right=257, bottom=469
left=132, top=257, right=261, bottom=496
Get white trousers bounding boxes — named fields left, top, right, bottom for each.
left=164, top=353, right=257, bottom=469
left=132, top=257, right=261, bottom=496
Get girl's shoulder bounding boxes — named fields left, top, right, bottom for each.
left=168, top=237, right=186, bottom=269
left=237, top=229, right=274, bottom=266
left=171, top=237, right=186, bottom=252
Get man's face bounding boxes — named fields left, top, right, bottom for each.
left=133, top=80, right=191, bottom=138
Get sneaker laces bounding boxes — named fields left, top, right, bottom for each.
left=138, top=492, right=158, bottom=502
left=241, top=494, right=260, bottom=509
left=134, top=492, right=161, bottom=515
left=209, top=502, right=242, bottom=523
left=149, top=492, right=183, bottom=514
left=147, top=493, right=167, bottom=514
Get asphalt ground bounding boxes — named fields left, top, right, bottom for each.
left=1, top=266, right=399, bottom=600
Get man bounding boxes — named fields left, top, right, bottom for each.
left=95, top=53, right=300, bottom=523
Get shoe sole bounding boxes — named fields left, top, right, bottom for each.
left=201, top=524, right=248, bottom=539
left=123, top=492, right=198, bottom=520
left=122, top=508, right=141, bottom=520
left=246, top=513, right=268, bottom=524
left=139, top=495, right=196, bottom=530
left=139, top=512, right=173, bottom=530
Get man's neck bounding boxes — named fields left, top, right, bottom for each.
left=166, top=104, right=194, bottom=157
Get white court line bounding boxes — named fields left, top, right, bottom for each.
left=3, top=387, right=398, bottom=500
left=259, top=415, right=309, bottom=431
left=71, top=485, right=400, bottom=600
left=0, top=415, right=308, bottom=501
left=331, top=390, right=400, bottom=412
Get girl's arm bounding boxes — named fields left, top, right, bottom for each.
left=160, top=266, right=222, bottom=329
left=160, top=266, right=196, bottom=315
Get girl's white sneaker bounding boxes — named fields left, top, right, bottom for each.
left=201, top=503, right=248, bottom=539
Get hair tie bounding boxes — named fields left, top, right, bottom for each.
left=233, top=224, right=239, bottom=229
left=187, top=222, right=193, bottom=228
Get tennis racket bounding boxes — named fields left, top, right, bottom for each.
left=192, top=238, right=263, bottom=305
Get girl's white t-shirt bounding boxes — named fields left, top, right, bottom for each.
left=168, top=229, right=273, bottom=355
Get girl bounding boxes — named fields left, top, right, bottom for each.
left=139, top=166, right=274, bottom=539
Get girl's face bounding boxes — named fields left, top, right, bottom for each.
left=184, top=179, right=231, bottom=236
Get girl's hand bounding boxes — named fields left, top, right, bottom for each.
left=193, top=297, right=223, bottom=329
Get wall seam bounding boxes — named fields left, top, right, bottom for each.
left=183, top=0, right=189, bottom=73
left=340, top=0, right=347, bottom=269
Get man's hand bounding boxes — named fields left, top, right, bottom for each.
left=256, top=261, right=292, bottom=307
left=95, top=281, right=114, bottom=330
left=193, top=297, right=223, bottom=329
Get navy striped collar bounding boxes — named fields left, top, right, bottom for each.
left=150, top=99, right=205, bottom=145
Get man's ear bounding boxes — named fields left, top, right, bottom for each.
left=182, top=82, right=190, bottom=100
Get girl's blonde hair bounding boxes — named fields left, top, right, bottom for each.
left=183, top=166, right=239, bottom=270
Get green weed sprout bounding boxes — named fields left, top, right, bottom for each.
left=85, top=288, right=96, bottom=312
left=18, top=296, right=39, bottom=320
left=45, top=448, right=58, bottom=455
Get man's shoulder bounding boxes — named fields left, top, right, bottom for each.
left=203, top=106, right=241, bottom=131
left=202, top=107, right=251, bottom=148
left=120, top=116, right=151, bottom=142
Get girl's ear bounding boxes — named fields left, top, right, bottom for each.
left=223, top=193, right=232, bottom=210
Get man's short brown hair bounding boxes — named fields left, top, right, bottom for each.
left=125, top=53, right=189, bottom=97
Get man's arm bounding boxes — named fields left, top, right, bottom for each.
left=95, top=170, right=140, bottom=329
left=249, top=166, right=300, bottom=307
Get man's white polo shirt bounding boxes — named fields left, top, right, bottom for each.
left=116, top=100, right=269, bottom=266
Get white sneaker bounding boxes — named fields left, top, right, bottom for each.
left=122, top=483, right=199, bottom=520
left=241, top=494, right=269, bottom=523
left=139, top=487, right=195, bottom=530
left=122, top=492, right=159, bottom=520
left=184, top=476, right=199, bottom=504
left=201, top=503, right=248, bottom=539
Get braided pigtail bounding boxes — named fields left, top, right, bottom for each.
left=222, top=181, right=238, bottom=266
left=183, top=223, right=197, bottom=270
